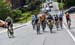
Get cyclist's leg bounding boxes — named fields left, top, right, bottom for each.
left=43, top=21, right=46, bottom=31
left=47, top=22, right=51, bottom=32
left=66, top=18, right=69, bottom=25
left=41, top=23, right=43, bottom=32
left=56, top=21, right=59, bottom=30
left=36, top=23, right=40, bottom=34
left=60, top=21, right=62, bottom=29
left=7, top=25, right=11, bottom=38
left=61, top=21, right=63, bottom=28
left=68, top=19, right=71, bottom=29
left=42, top=21, right=46, bottom=32
left=47, top=21, right=53, bottom=33
left=50, top=23, right=53, bottom=33
left=10, top=24, right=14, bottom=37
left=32, top=20, right=35, bottom=30
left=33, top=24, right=35, bottom=30
left=59, top=18, right=63, bottom=29
left=7, top=24, right=14, bottom=38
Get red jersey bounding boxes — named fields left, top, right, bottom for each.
left=66, top=14, right=70, bottom=19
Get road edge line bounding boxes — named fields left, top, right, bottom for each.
left=63, top=24, right=75, bottom=42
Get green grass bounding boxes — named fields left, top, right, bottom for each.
left=17, top=12, right=32, bottom=23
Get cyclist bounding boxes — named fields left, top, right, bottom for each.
left=34, top=14, right=40, bottom=34
left=5, top=16, right=14, bottom=38
left=65, top=12, right=71, bottom=29
left=39, top=13, right=47, bottom=32
left=54, top=14, right=59, bottom=30
left=59, top=12, right=63, bottom=29
left=47, top=14, right=54, bottom=33
left=32, top=14, right=36, bottom=30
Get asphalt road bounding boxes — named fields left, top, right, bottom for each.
left=0, top=23, right=75, bottom=45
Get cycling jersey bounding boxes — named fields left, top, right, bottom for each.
left=66, top=14, right=70, bottom=18
left=40, top=14, right=46, bottom=22
left=47, top=15, right=53, bottom=22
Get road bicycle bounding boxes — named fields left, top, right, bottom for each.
left=7, top=24, right=14, bottom=38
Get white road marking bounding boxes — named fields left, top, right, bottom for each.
left=63, top=22, right=75, bottom=42
left=0, top=29, right=7, bottom=33
left=63, top=13, right=75, bottom=42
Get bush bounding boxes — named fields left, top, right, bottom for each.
left=11, top=10, right=22, bottom=22
left=0, top=0, right=11, bottom=20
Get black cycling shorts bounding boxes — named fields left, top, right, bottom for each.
left=55, top=19, right=58, bottom=21
left=59, top=17, right=62, bottom=21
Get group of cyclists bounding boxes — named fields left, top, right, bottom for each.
left=3, top=11, right=71, bottom=38
left=3, top=2, right=71, bottom=38
left=32, top=11, right=71, bottom=34
left=31, top=2, right=71, bottom=34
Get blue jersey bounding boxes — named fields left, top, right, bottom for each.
left=59, top=12, right=63, bottom=18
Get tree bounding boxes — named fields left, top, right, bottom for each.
left=56, top=0, right=75, bottom=8
left=0, top=0, right=22, bottom=22
left=28, top=0, right=42, bottom=10
left=64, top=0, right=75, bottom=8
left=0, top=0, right=11, bottom=20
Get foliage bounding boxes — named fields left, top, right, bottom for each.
left=11, top=10, right=22, bottom=22
left=56, top=0, right=75, bottom=8
left=28, top=1, right=41, bottom=11
left=0, top=0, right=10, bottom=20
left=0, top=0, right=41, bottom=23
left=0, top=0, right=23, bottom=22
left=64, top=0, right=75, bottom=8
